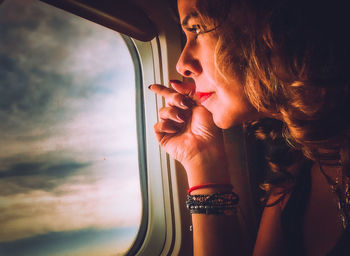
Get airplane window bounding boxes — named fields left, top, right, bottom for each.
left=0, top=1, right=142, bottom=255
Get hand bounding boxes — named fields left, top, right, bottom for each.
left=150, top=80, right=229, bottom=185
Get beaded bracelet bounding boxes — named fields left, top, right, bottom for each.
left=186, top=191, right=239, bottom=215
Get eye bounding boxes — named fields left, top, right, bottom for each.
left=185, top=24, right=216, bottom=40
left=186, top=24, right=204, bottom=39
left=191, top=24, right=202, bottom=35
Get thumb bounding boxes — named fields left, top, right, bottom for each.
left=170, top=80, right=195, bottom=97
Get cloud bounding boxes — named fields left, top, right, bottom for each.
left=0, top=227, right=138, bottom=256
left=0, top=152, right=139, bottom=196
left=0, top=0, right=134, bottom=126
left=0, top=161, right=90, bottom=179
left=0, top=176, right=141, bottom=242
left=0, top=158, right=91, bottom=196
left=0, top=0, right=142, bottom=250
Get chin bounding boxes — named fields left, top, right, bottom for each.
left=212, top=110, right=253, bottom=129
left=212, top=113, right=235, bottom=129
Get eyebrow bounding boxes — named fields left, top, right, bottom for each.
left=181, top=11, right=199, bottom=27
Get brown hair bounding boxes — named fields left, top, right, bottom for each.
left=196, top=0, right=350, bottom=186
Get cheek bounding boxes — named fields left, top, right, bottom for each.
left=203, top=68, right=219, bottom=88
left=212, top=89, right=257, bottom=127
left=208, top=95, right=239, bottom=128
left=217, top=84, right=244, bottom=109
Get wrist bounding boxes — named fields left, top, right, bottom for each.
left=188, top=183, right=233, bottom=195
left=189, top=186, right=232, bottom=195
left=183, top=148, right=231, bottom=187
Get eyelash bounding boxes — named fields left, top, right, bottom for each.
left=186, top=24, right=217, bottom=40
left=187, top=24, right=203, bottom=39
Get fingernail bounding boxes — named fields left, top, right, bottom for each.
left=169, top=79, right=181, bottom=84
left=176, top=113, right=185, bottom=122
left=180, top=101, right=188, bottom=109
left=148, top=84, right=153, bottom=89
left=176, top=115, right=184, bottom=122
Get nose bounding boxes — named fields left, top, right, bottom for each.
left=176, top=43, right=202, bottom=78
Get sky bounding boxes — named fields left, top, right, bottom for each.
left=0, top=0, right=142, bottom=255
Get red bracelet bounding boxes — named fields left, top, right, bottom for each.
left=187, top=183, right=233, bottom=195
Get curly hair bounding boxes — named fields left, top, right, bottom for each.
left=196, top=0, right=350, bottom=179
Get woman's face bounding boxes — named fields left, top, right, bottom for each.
left=176, top=0, right=262, bottom=129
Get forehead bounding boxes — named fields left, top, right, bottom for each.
left=177, top=0, right=199, bottom=24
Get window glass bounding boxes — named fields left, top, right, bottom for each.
left=0, top=1, right=142, bottom=255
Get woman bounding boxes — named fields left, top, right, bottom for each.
left=149, top=0, right=350, bottom=255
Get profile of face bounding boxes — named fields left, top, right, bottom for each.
left=176, top=0, right=261, bottom=129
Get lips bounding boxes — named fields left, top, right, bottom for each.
left=196, top=92, right=214, bottom=103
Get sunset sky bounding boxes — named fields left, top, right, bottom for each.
left=0, top=0, right=142, bottom=255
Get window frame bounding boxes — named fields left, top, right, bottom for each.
left=127, top=32, right=190, bottom=256
left=126, top=26, right=192, bottom=256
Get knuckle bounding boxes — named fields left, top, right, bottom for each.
left=172, top=93, right=183, bottom=103
left=160, top=121, right=168, bottom=130
left=159, top=106, right=178, bottom=119
left=158, top=86, right=166, bottom=93
left=169, top=107, right=179, bottom=116
left=159, top=107, right=170, bottom=118
left=153, top=122, right=159, bottom=130
left=158, top=107, right=167, bottom=114
left=154, top=121, right=164, bottom=131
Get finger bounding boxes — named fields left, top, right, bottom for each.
left=148, top=83, right=176, bottom=98
left=159, top=106, right=186, bottom=123
left=149, top=84, right=194, bottom=109
left=153, top=122, right=165, bottom=143
left=170, top=80, right=196, bottom=97
left=170, top=80, right=201, bottom=104
left=154, top=119, right=180, bottom=135
left=166, top=92, right=195, bottom=109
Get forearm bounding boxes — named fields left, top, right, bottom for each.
left=191, top=211, right=245, bottom=256
left=184, top=152, right=247, bottom=256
